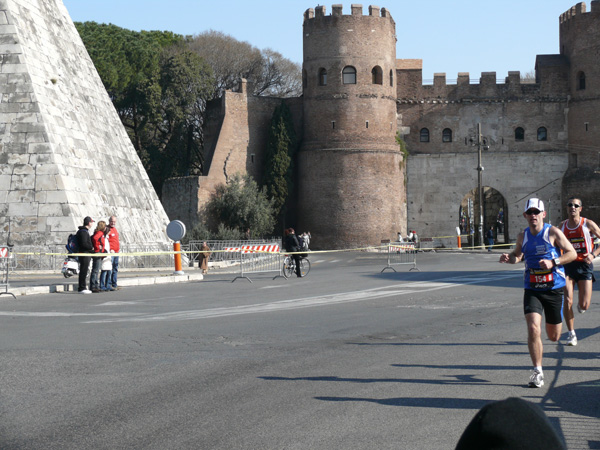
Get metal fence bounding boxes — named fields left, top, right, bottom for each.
left=9, top=243, right=173, bottom=271
left=381, top=242, right=419, bottom=272
left=0, top=247, right=16, bottom=298
left=229, top=246, right=283, bottom=283
left=5, top=239, right=284, bottom=272
left=183, top=239, right=283, bottom=265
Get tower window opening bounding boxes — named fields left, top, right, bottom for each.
left=537, top=127, right=547, bottom=141
left=342, top=66, right=357, bottom=84
left=420, top=128, right=430, bottom=143
left=302, top=69, right=307, bottom=90
left=515, top=127, right=525, bottom=142
left=389, top=69, right=394, bottom=87
left=332, top=121, right=336, bottom=129
left=251, top=154, right=255, bottom=163
left=319, top=68, right=327, bottom=86
left=585, top=122, right=589, bottom=132
left=578, top=71, right=586, bottom=90
left=442, top=128, right=452, bottom=143
left=371, top=66, right=383, bottom=85
left=366, top=121, right=369, bottom=129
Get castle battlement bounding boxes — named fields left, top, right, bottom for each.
left=304, top=4, right=393, bottom=21
left=560, top=1, right=600, bottom=24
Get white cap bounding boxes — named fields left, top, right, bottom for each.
left=524, top=198, right=545, bottom=212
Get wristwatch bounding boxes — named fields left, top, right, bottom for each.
left=553, top=257, right=561, bottom=267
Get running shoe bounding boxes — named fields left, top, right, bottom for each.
left=577, top=304, right=586, bottom=314
left=80, top=289, right=92, bottom=294
left=528, top=369, right=544, bottom=388
left=566, top=334, right=578, bottom=346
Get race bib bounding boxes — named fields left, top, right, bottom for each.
left=529, top=268, right=554, bottom=290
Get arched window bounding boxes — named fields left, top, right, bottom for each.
left=342, top=66, right=356, bottom=85
left=578, top=71, right=586, bottom=90
left=389, top=69, right=394, bottom=87
left=318, top=68, right=327, bottom=86
left=420, top=128, right=430, bottom=143
left=515, top=127, right=525, bottom=142
left=442, top=128, right=452, bottom=143
left=371, top=66, right=383, bottom=85
left=537, top=127, right=547, bottom=141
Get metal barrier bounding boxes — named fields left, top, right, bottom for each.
left=225, top=244, right=282, bottom=283
left=381, top=242, right=419, bottom=272
left=184, top=239, right=283, bottom=265
left=0, top=247, right=16, bottom=298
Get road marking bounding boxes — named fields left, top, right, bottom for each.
left=84, top=271, right=522, bottom=324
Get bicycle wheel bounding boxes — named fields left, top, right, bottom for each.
left=282, top=257, right=294, bottom=279
left=299, top=258, right=311, bottom=277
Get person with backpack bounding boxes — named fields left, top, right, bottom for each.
left=76, top=216, right=95, bottom=294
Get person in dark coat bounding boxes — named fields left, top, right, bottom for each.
left=284, top=228, right=302, bottom=278
left=76, top=216, right=95, bottom=294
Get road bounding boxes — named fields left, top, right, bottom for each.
left=1, top=251, right=599, bottom=449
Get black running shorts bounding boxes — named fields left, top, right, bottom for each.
left=564, top=260, right=595, bottom=283
left=523, top=288, right=563, bottom=325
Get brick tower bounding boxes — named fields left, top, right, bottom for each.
left=298, top=4, right=405, bottom=249
left=560, top=1, right=600, bottom=221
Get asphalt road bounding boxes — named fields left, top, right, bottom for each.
left=1, top=251, right=599, bottom=449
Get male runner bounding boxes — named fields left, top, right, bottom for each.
left=499, top=198, right=576, bottom=387
left=560, top=197, right=600, bottom=346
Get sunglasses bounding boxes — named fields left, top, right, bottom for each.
left=525, top=209, right=542, bottom=215
left=567, top=203, right=581, bottom=208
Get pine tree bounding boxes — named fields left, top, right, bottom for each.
left=263, top=102, right=296, bottom=220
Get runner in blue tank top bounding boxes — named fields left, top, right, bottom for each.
left=499, top=198, right=576, bottom=388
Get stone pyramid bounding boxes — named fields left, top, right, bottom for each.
left=0, top=0, right=170, bottom=247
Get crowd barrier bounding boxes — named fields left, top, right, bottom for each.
left=0, top=247, right=16, bottom=298
left=224, top=244, right=282, bottom=283
left=381, top=242, right=419, bottom=273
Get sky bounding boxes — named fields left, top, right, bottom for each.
left=63, top=0, right=581, bottom=82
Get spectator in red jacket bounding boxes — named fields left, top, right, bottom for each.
left=107, top=215, right=120, bottom=290
left=90, top=221, right=107, bottom=293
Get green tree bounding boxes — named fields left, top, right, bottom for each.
left=75, top=22, right=214, bottom=195
left=207, top=174, right=275, bottom=237
left=263, top=102, right=296, bottom=219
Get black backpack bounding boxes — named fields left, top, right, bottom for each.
left=66, top=233, right=79, bottom=254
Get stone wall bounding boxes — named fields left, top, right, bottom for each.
left=0, top=0, right=170, bottom=246
left=407, top=152, right=569, bottom=243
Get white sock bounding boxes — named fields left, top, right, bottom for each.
left=569, top=330, right=576, bottom=337
left=534, top=366, right=543, bottom=374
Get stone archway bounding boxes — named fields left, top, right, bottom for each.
left=459, top=187, right=508, bottom=248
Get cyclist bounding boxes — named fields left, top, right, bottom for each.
left=284, top=228, right=302, bottom=278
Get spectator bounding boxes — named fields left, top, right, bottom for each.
left=486, top=226, right=494, bottom=252
left=198, top=241, right=211, bottom=275
left=76, top=216, right=94, bottom=294
left=90, top=221, right=107, bottom=293
left=455, top=397, right=565, bottom=449
left=107, top=215, right=120, bottom=290
left=100, top=234, right=112, bottom=291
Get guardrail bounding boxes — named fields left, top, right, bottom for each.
left=223, top=244, right=282, bottom=283
left=0, top=247, right=16, bottom=298
left=381, top=242, right=419, bottom=272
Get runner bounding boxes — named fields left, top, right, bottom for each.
left=499, top=198, right=576, bottom=387
left=559, top=197, right=600, bottom=346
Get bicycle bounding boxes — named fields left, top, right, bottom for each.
left=282, top=254, right=311, bottom=278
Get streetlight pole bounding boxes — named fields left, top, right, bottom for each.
left=476, top=123, right=484, bottom=248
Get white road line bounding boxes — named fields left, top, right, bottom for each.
left=85, top=271, right=522, bottom=324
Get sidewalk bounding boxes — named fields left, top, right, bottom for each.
left=0, top=267, right=204, bottom=297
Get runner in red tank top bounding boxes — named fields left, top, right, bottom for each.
left=559, top=197, right=600, bottom=346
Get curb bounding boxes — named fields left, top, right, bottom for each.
left=4, top=272, right=204, bottom=297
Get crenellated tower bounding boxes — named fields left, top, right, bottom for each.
left=559, top=1, right=600, bottom=220
left=298, top=4, right=405, bottom=249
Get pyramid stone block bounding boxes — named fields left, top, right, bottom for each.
left=0, top=0, right=170, bottom=246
